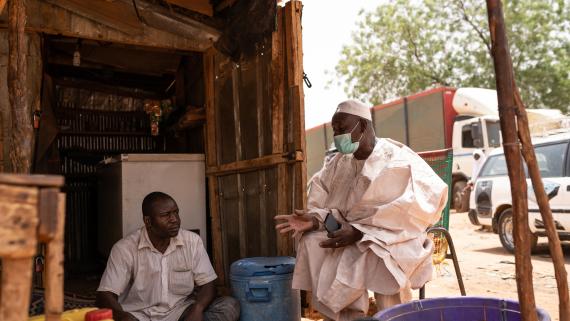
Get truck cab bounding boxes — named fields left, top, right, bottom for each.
left=451, top=115, right=502, bottom=211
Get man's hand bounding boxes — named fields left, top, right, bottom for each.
left=319, top=221, right=363, bottom=248
left=115, top=311, right=138, bottom=321
left=96, top=291, right=138, bottom=321
left=275, top=209, right=317, bottom=237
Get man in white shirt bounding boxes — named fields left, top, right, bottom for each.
left=469, top=149, right=486, bottom=185
left=96, top=192, right=239, bottom=321
left=464, top=149, right=487, bottom=201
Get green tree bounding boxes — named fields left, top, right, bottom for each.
left=334, top=0, right=570, bottom=111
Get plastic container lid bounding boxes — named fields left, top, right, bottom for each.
left=230, top=256, right=295, bottom=277
left=85, top=309, right=113, bottom=321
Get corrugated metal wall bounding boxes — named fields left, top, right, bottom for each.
left=211, top=42, right=283, bottom=282
left=206, top=1, right=305, bottom=286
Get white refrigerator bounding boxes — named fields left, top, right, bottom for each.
left=97, top=154, right=207, bottom=257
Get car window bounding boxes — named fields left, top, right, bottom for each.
left=486, top=121, right=501, bottom=148
left=479, top=154, right=508, bottom=177
left=462, top=125, right=475, bottom=148
left=479, top=141, right=568, bottom=178
left=534, top=142, right=567, bottom=178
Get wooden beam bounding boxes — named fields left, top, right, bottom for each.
left=207, top=176, right=226, bottom=287
left=275, top=163, right=290, bottom=256
left=38, top=188, right=60, bottom=242
left=285, top=1, right=304, bottom=90
left=166, top=0, right=213, bottom=17
left=44, top=193, right=66, bottom=321
left=271, top=7, right=285, bottom=154
left=0, top=184, right=39, bottom=258
left=121, top=0, right=220, bottom=43
left=485, top=1, right=538, bottom=321
left=0, top=174, right=64, bottom=187
left=53, top=77, right=162, bottom=100
left=47, top=42, right=182, bottom=76
left=203, top=48, right=224, bottom=286
left=256, top=52, right=268, bottom=256
left=204, top=48, right=217, bottom=168
left=44, top=0, right=143, bottom=36
left=0, top=0, right=6, bottom=15
left=8, top=0, right=33, bottom=173
left=284, top=0, right=307, bottom=211
left=273, top=6, right=290, bottom=257
left=206, top=152, right=303, bottom=176
left=0, top=0, right=214, bottom=52
left=1, top=259, right=34, bottom=321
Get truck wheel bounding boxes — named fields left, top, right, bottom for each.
left=498, top=208, right=538, bottom=254
left=452, top=180, right=469, bottom=212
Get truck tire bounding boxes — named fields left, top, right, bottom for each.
left=498, top=208, right=538, bottom=254
left=452, top=180, right=469, bottom=212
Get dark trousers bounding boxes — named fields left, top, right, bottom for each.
left=177, top=296, right=240, bottom=321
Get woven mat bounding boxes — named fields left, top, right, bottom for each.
left=29, top=288, right=96, bottom=316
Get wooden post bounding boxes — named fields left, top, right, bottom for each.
left=0, top=183, right=39, bottom=321
left=8, top=0, right=33, bottom=173
left=2, top=259, right=35, bottom=321
left=513, top=87, right=570, bottom=321
left=0, top=0, right=7, bottom=14
left=284, top=0, right=307, bottom=212
left=485, top=1, right=538, bottom=320
left=272, top=6, right=290, bottom=256
left=203, top=48, right=227, bottom=287
left=44, top=193, right=66, bottom=321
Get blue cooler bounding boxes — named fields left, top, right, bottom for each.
left=230, top=257, right=300, bottom=321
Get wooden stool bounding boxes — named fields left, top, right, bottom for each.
left=0, top=174, right=65, bottom=321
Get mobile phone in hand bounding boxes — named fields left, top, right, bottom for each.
left=324, top=212, right=341, bottom=233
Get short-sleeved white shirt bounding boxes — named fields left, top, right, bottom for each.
left=97, top=228, right=217, bottom=321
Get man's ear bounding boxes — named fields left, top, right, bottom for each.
left=143, top=216, right=151, bottom=227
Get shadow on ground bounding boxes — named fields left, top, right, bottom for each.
left=472, top=242, right=570, bottom=264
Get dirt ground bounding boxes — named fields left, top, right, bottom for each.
left=414, top=210, right=570, bottom=320
left=303, top=210, right=570, bottom=321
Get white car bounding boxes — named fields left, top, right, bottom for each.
left=469, top=132, right=570, bottom=253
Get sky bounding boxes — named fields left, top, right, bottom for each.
left=301, top=1, right=386, bottom=129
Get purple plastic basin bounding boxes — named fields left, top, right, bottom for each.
left=374, top=296, right=551, bottom=321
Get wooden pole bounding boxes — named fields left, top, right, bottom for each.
left=513, top=87, right=570, bottom=321
left=8, top=0, right=33, bottom=173
left=485, top=1, right=538, bottom=320
left=44, top=193, right=66, bottom=321
left=0, top=0, right=7, bottom=14
left=1, top=258, right=35, bottom=321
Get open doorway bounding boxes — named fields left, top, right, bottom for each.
left=35, top=35, right=209, bottom=294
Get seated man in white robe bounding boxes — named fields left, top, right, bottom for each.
left=275, top=100, right=448, bottom=321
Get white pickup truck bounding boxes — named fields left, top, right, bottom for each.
left=469, top=131, right=570, bottom=253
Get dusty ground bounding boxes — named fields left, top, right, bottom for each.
left=412, top=211, right=570, bottom=320
left=303, top=210, right=570, bottom=320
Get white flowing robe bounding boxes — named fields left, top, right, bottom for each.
left=292, top=138, right=448, bottom=320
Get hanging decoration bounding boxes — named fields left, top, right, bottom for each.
left=144, top=99, right=172, bottom=136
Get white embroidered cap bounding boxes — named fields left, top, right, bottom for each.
left=335, top=99, right=372, bottom=121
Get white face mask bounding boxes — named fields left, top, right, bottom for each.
left=333, top=122, right=363, bottom=154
